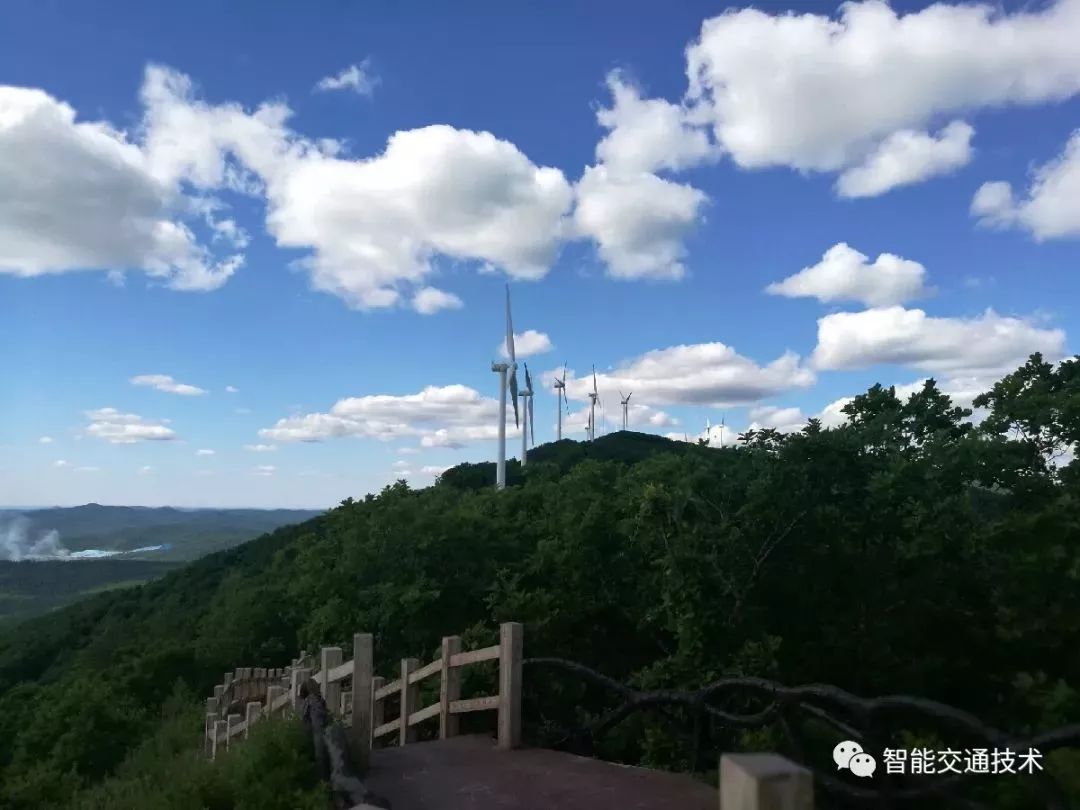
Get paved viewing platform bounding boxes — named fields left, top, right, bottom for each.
left=364, top=735, right=718, bottom=810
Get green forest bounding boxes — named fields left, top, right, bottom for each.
left=0, top=353, right=1078, bottom=809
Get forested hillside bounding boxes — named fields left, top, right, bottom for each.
left=1, top=354, right=1078, bottom=808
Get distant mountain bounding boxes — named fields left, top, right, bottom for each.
left=1, top=504, right=323, bottom=561
left=0, top=505, right=323, bottom=622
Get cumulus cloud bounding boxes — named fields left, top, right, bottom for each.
left=498, top=329, right=553, bottom=359
left=53, top=459, right=69, bottom=468
left=971, top=129, right=1080, bottom=239
left=0, top=83, right=243, bottom=289
left=138, top=465, right=153, bottom=475
left=574, top=166, right=707, bottom=281
left=595, top=70, right=716, bottom=175
left=685, top=0, right=1080, bottom=189
left=766, top=243, right=930, bottom=307
left=131, top=373, right=206, bottom=396
left=836, top=121, right=974, bottom=198
left=139, top=67, right=576, bottom=307
left=195, top=448, right=215, bottom=456
left=259, top=384, right=517, bottom=447
left=812, top=306, right=1065, bottom=376
left=84, top=408, right=176, bottom=444
left=574, top=72, right=711, bottom=281
left=556, top=343, right=814, bottom=410
left=244, top=443, right=277, bottom=452
left=225, top=385, right=239, bottom=393
left=38, top=436, right=53, bottom=444
left=314, top=61, right=380, bottom=96
left=412, top=286, right=464, bottom=315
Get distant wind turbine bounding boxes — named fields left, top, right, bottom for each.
left=520, top=363, right=534, bottom=466
left=553, top=363, right=568, bottom=441
left=588, top=366, right=599, bottom=442
left=620, top=390, right=632, bottom=431
left=491, top=285, right=519, bottom=489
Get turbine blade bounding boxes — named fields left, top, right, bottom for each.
left=524, top=362, right=533, bottom=392
left=509, top=364, right=519, bottom=428
left=529, top=397, right=535, bottom=444
left=592, top=365, right=597, bottom=395
left=627, top=392, right=632, bottom=402
left=505, top=284, right=516, bottom=363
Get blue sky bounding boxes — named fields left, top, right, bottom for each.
left=2, top=0, right=1078, bottom=508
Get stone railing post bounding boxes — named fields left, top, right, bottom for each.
left=212, top=719, right=227, bottom=759
left=400, top=657, right=420, bottom=745
left=320, top=646, right=343, bottom=717
left=225, top=713, right=242, bottom=750
left=350, top=632, right=374, bottom=773
left=244, top=701, right=261, bottom=739
left=497, top=622, right=523, bottom=750
left=371, top=676, right=386, bottom=733
left=720, top=754, right=813, bottom=810
left=439, top=635, right=462, bottom=739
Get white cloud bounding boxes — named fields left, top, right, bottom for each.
left=225, top=385, right=239, bottom=393
left=138, top=465, right=153, bottom=475
left=420, top=464, right=450, bottom=475
left=498, top=329, right=554, bottom=359
left=195, top=448, right=215, bottom=456
left=53, top=459, right=69, bottom=468
left=252, top=465, right=276, bottom=477
left=836, top=121, right=974, bottom=198
left=38, top=436, right=53, bottom=444
left=595, top=71, right=716, bottom=175
left=139, top=67, right=575, bottom=307
left=412, top=286, right=464, bottom=315
left=556, top=343, right=814, bottom=409
left=971, top=129, right=1080, bottom=239
left=766, top=243, right=929, bottom=307
left=244, top=443, right=277, bottom=452
left=685, top=0, right=1080, bottom=188
left=573, top=72, right=712, bottom=281
left=314, top=61, right=380, bottom=96
left=818, top=397, right=854, bottom=429
left=747, top=405, right=808, bottom=434
left=131, top=373, right=207, bottom=396
left=84, top=408, right=176, bottom=444
left=75, top=466, right=101, bottom=473
left=260, top=384, right=518, bottom=447
left=574, top=165, right=706, bottom=280
left=0, top=83, right=242, bottom=289
left=812, top=306, right=1065, bottom=376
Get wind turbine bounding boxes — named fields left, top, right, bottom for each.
left=719, top=414, right=725, bottom=448
left=491, top=285, right=519, bottom=489
left=619, top=390, right=632, bottom=431
left=553, top=364, right=568, bottom=441
left=520, top=363, right=534, bottom=466
left=588, top=366, right=599, bottom=442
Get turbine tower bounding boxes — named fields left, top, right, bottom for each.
left=491, top=285, right=519, bottom=489
left=619, top=390, right=632, bottom=431
left=553, top=364, right=568, bottom=440
left=588, top=366, right=599, bottom=442
left=520, top=363, right=534, bottom=466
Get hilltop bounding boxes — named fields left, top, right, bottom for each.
left=0, top=357, right=1078, bottom=809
